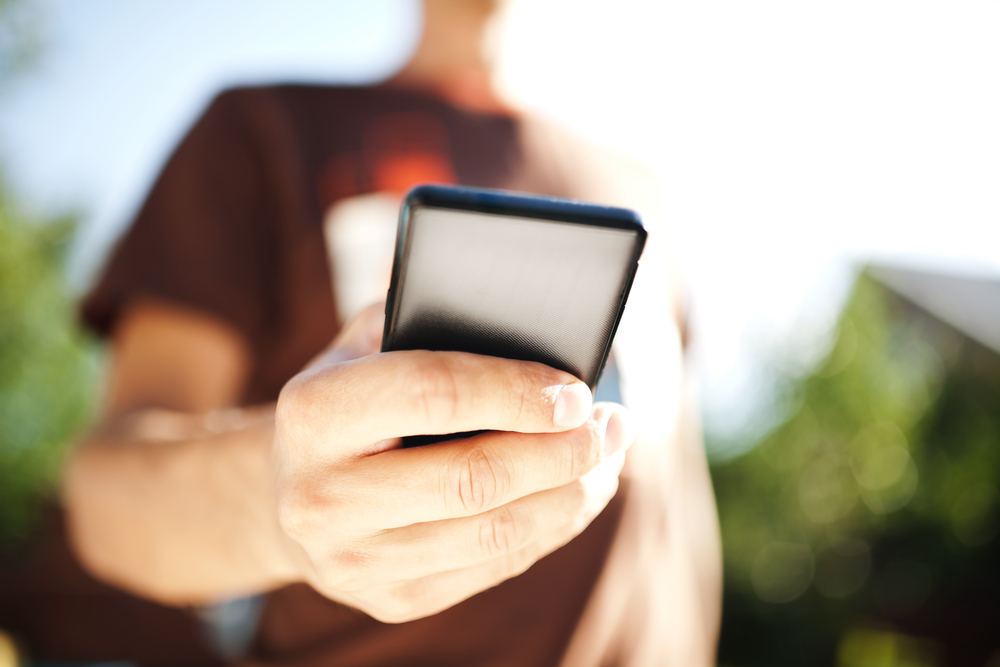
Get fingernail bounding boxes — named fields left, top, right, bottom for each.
left=603, top=408, right=636, bottom=457
left=553, top=383, right=592, bottom=428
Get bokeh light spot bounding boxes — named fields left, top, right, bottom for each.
left=751, top=542, right=815, bottom=603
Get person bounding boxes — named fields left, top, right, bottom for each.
left=2, top=1, right=722, bottom=664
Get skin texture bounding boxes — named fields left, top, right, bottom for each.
left=64, top=301, right=635, bottom=622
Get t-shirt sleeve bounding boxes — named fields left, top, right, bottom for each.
left=81, top=89, right=276, bottom=343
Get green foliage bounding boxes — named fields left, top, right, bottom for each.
left=0, top=181, right=99, bottom=542
left=0, top=0, right=98, bottom=544
left=712, top=272, right=1000, bottom=666
left=716, top=275, right=948, bottom=590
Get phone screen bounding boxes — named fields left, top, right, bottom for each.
left=382, top=186, right=646, bottom=390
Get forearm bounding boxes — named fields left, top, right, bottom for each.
left=63, top=406, right=302, bottom=606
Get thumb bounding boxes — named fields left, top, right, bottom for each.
left=307, top=301, right=386, bottom=369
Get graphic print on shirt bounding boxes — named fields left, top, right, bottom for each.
left=320, top=113, right=457, bottom=325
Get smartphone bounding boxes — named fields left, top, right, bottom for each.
left=381, top=185, right=647, bottom=445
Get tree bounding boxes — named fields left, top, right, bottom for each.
left=712, top=272, right=1000, bottom=667
left=0, top=0, right=99, bottom=543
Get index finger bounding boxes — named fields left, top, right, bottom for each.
left=280, top=350, right=593, bottom=450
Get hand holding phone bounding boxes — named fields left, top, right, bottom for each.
left=275, top=319, right=634, bottom=622
left=381, top=185, right=646, bottom=445
left=273, top=185, right=642, bottom=620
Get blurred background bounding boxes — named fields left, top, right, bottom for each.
left=1, top=0, right=998, bottom=665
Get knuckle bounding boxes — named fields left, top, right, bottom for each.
left=513, top=377, right=527, bottom=426
left=409, top=355, right=460, bottom=424
left=276, top=484, right=351, bottom=542
left=504, top=362, right=555, bottom=427
left=363, top=586, right=421, bottom=624
left=275, top=489, right=317, bottom=541
left=506, top=364, right=535, bottom=424
left=316, top=548, right=373, bottom=592
left=477, top=505, right=525, bottom=559
left=275, top=371, right=326, bottom=448
left=274, top=387, right=300, bottom=444
left=583, top=417, right=608, bottom=466
left=276, top=504, right=307, bottom=541
left=449, top=446, right=510, bottom=515
left=276, top=372, right=311, bottom=422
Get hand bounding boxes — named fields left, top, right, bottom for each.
left=273, top=305, right=636, bottom=623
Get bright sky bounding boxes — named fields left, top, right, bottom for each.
left=3, top=0, right=999, bottom=450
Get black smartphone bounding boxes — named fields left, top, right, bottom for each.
left=381, top=185, right=647, bottom=445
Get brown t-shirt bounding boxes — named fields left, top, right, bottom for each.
left=84, top=84, right=566, bottom=404
left=82, top=85, right=707, bottom=666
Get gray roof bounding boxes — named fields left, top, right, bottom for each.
left=869, top=264, right=1000, bottom=354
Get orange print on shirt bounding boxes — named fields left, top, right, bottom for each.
left=316, top=112, right=457, bottom=207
